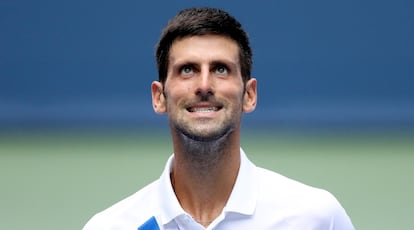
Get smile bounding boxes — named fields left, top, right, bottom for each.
left=186, top=102, right=223, bottom=113
left=187, top=106, right=221, bottom=112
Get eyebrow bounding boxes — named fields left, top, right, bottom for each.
left=210, top=60, right=237, bottom=68
left=171, top=59, right=238, bottom=69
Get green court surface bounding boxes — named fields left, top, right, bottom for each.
left=0, top=130, right=413, bottom=229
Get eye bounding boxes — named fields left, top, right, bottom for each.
left=180, top=65, right=194, bottom=75
left=214, top=65, right=228, bottom=75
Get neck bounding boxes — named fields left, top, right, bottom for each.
left=170, top=130, right=241, bottom=227
left=180, top=131, right=229, bottom=174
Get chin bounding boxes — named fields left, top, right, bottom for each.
left=179, top=126, right=235, bottom=142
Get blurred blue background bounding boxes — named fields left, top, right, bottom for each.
left=1, top=0, right=413, bottom=132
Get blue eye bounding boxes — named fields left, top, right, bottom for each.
left=180, top=65, right=193, bottom=75
left=215, top=66, right=228, bottom=74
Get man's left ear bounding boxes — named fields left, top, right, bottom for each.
left=242, top=78, right=257, bottom=113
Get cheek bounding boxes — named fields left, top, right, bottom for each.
left=164, top=87, right=188, bottom=109
left=223, top=84, right=245, bottom=101
left=165, top=79, right=192, bottom=96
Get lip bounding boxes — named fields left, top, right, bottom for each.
left=186, top=103, right=223, bottom=113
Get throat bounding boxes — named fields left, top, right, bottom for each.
left=170, top=171, right=226, bottom=223
left=169, top=152, right=240, bottom=229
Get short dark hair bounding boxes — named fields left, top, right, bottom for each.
left=155, top=7, right=252, bottom=84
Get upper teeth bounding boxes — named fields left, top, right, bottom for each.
left=190, top=107, right=218, bottom=112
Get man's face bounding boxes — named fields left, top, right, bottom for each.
left=152, top=35, right=257, bottom=141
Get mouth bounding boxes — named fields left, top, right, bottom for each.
left=186, top=104, right=223, bottom=113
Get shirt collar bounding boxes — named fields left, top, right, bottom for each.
left=158, top=155, right=185, bottom=225
left=223, top=148, right=258, bottom=216
left=157, top=148, right=258, bottom=225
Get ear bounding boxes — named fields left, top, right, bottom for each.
left=151, top=81, right=167, bottom=114
left=242, top=78, right=257, bottom=113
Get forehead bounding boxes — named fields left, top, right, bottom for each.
left=169, top=35, right=240, bottom=64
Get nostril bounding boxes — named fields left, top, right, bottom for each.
left=195, top=88, right=214, bottom=100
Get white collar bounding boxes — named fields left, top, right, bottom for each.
left=158, top=148, right=258, bottom=225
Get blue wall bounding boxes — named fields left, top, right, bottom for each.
left=1, top=0, right=413, bottom=130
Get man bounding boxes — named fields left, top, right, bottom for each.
left=83, top=7, right=354, bottom=230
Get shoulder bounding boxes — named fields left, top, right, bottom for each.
left=255, top=167, right=354, bottom=229
left=256, top=166, right=334, bottom=199
left=82, top=180, right=160, bottom=230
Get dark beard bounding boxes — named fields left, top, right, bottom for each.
left=175, top=124, right=233, bottom=171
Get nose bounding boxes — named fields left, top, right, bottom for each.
left=195, top=67, right=214, bottom=98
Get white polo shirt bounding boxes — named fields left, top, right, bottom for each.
left=83, top=149, right=354, bottom=230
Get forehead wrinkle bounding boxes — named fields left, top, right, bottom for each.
left=168, top=35, right=241, bottom=74
left=171, top=35, right=238, bottom=57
